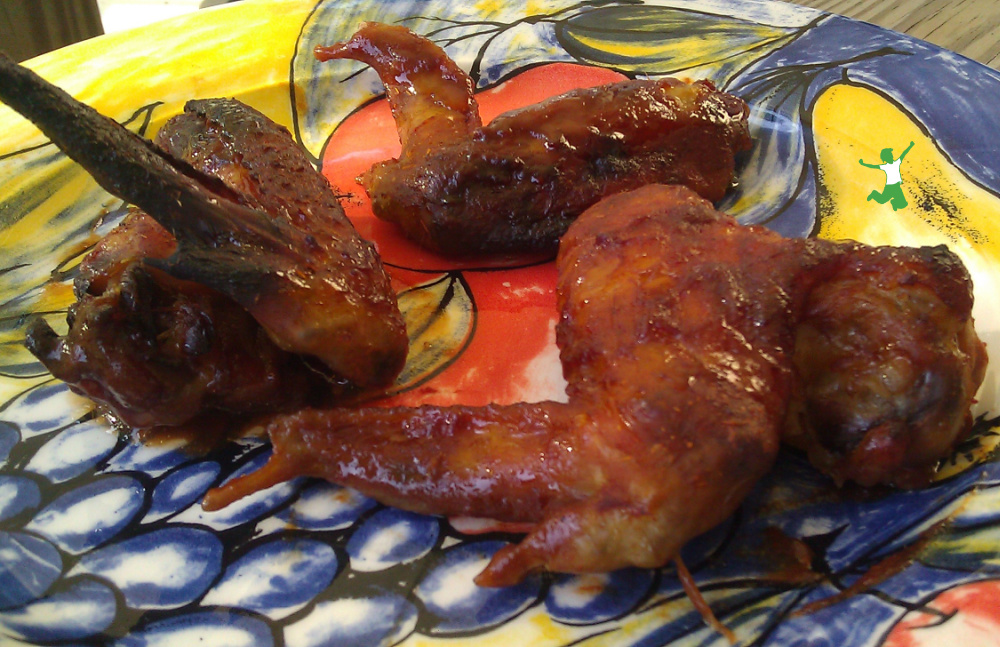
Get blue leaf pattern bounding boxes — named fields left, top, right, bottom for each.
left=0, top=531, right=62, bottom=609
left=71, top=527, right=223, bottom=609
left=202, top=538, right=337, bottom=619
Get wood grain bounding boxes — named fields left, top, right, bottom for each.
left=783, top=0, right=1000, bottom=70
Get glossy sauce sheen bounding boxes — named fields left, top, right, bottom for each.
left=0, top=64, right=408, bottom=427
left=317, top=23, right=752, bottom=256
left=152, top=99, right=407, bottom=388
left=26, top=207, right=325, bottom=428
left=205, top=185, right=986, bottom=586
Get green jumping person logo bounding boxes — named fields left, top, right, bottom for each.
left=859, top=141, right=914, bottom=211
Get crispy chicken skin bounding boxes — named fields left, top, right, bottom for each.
left=0, top=54, right=408, bottom=425
left=25, top=210, right=324, bottom=428
left=148, top=97, right=407, bottom=387
left=204, top=185, right=986, bottom=584
left=784, top=244, right=988, bottom=487
left=316, top=23, right=752, bottom=256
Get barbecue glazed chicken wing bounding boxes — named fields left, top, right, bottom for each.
left=26, top=209, right=326, bottom=428
left=0, top=55, right=407, bottom=427
left=784, top=244, right=987, bottom=488
left=316, top=23, right=752, bottom=255
left=147, top=97, right=405, bottom=388
left=204, top=185, right=987, bottom=585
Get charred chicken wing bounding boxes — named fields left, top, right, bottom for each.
left=316, top=23, right=752, bottom=255
left=25, top=208, right=326, bottom=428
left=0, top=54, right=407, bottom=426
left=204, top=185, right=986, bottom=584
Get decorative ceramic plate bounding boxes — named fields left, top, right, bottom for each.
left=3, top=0, right=1000, bottom=645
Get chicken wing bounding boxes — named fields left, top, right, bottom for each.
left=316, top=23, right=752, bottom=256
left=0, top=55, right=408, bottom=425
left=784, top=243, right=988, bottom=487
left=25, top=208, right=329, bottom=429
left=203, top=185, right=987, bottom=584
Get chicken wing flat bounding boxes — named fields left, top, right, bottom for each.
left=316, top=23, right=752, bottom=256
left=0, top=54, right=408, bottom=425
left=204, top=184, right=986, bottom=585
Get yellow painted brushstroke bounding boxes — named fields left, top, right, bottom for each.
left=924, top=521, right=1000, bottom=565
left=568, top=32, right=689, bottom=60
left=953, top=483, right=1000, bottom=522
left=563, top=21, right=791, bottom=80
left=391, top=276, right=475, bottom=394
left=0, top=168, right=98, bottom=241
left=0, top=0, right=314, bottom=147
left=814, top=83, right=1000, bottom=251
left=568, top=28, right=786, bottom=62
left=812, top=82, right=1000, bottom=416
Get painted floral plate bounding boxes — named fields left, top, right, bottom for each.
left=2, top=0, right=1000, bottom=645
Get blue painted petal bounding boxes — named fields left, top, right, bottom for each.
left=71, top=527, right=222, bottom=609
left=545, top=568, right=656, bottom=625
left=284, top=594, right=418, bottom=647
left=0, top=475, right=41, bottom=522
left=763, top=587, right=901, bottom=647
left=260, top=482, right=377, bottom=534
left=202, top=538, right=337, bottom=619
left=101, top=437, right=191, bottom=478
left=347, top=508, right=439, bottom=572
left=794, top=484, right=975, bottom=572
left=0, top=422, right=19, bottom=466
left=0, top=578, right=117, bottom=642
left=145, top=461, right=221, bottom=523
left=172, top=449, right=300, bottom=531
left=414, top=541, right=542, bottom=634
left=112, top=610, right=273, bottom=647
left=1, top=382, right=93, bottom=439
left=25, top=475, right=144, bottom=554
left=0, top=531, right=62, bottom=610
left=875, top=562, right=989, bottom=605
left=756, top=15, right=1000, bottom=192
left=25, top=419, right=119, bottom=483
left=735, top=454, right=982, bottom=576
left=719, top=91, right=811, bottom=234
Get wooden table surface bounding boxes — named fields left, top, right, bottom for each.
left=785, top=0, right=1000, bottom=70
